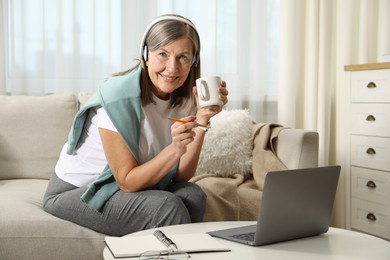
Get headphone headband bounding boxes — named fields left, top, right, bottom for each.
left=139, top=15, right=200, bottom=67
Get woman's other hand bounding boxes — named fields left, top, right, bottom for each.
left=193, top=80, right=228, bottom=124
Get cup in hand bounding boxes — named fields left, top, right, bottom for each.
left=196, top=76, right=224, bottom=108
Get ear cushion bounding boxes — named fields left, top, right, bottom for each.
left=143, top=45, right=148, bottom=61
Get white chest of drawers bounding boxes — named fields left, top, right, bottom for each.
left=344, top=62, right=390, bottom=240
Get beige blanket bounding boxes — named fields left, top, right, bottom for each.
left=251, top=123, right=288, bottom=190
left=191, top=123, right=287, bottom=221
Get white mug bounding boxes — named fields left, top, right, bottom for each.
left=196, top=76, right=223, bottom=108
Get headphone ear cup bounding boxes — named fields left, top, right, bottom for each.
left=143, top=45, right=148, bottom=61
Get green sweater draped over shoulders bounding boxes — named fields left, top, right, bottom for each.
left=65, top=65, right=178, bottom=212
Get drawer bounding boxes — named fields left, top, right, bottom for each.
left=350, top=104, right=390, bottom=137
left=350, top=69, right=390, bottom=103
left=351, top=166, right=390, bottom=205
left=351, top=198, right=390, bottom=240
left=351, top=135, right=390, bottom=171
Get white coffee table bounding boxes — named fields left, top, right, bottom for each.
left=103, top=221, right=390, bottom=259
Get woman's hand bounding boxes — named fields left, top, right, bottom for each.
left=170, top=116, right=198, bottom=157
left=193, top=80, right=228, bottom=124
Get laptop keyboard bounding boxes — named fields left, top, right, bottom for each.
left=230, top=232, right=255, bottom=242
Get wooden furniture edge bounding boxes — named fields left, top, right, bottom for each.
left=344, top=62, right=390, bottom=71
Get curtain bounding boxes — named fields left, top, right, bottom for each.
left=2, top=0, right=279, bottom=123
left=278, top=0, right=390, bottom=228
left=0, top=0, right=5, bottom=94
left=3, top=0, right=123, bottom=95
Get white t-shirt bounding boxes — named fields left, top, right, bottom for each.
left=55, top=95, right=188, bottom=187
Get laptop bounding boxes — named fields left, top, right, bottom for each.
left=208, top=166, right=340, bottom=246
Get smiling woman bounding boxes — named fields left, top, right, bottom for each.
left=42, top=14, right=229, bottom=237
left=146, top=37, right=195, bottom=100
left=137, top=15, right=202, bottom=111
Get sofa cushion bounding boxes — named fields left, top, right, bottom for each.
left=78, top=91, right=93, bottom=108
left=0, top=94, right=78, bottom=180
left=0, top=179, right=105, bottom=260
left=195, top=109, right=253, bottom=178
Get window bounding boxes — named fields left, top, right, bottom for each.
left=3, top=0, right=279, bottom=121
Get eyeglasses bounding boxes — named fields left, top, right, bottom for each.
left=139, top=250, right=190, bottom=260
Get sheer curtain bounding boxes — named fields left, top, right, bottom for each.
left=2, top=0, right=279, bottom=123
left=278, top=0, right=390, bottom=228
left=2, top=0, right=122, bottom=94
left=0, top=0, right=5, bottom=94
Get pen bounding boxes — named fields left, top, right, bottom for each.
left=168, top=117, right=208, bottom=128
left=153, top=230, right=178, bottom=250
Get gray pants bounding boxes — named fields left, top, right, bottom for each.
left=43, top=173, right=206, bottom=236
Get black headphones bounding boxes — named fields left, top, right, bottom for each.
left=139, top=15, right=200, bottom=67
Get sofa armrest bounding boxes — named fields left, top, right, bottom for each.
left=274, top=128, right=319, bottom=169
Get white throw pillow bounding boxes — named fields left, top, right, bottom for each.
left=195, top=109, right=253, bottom=178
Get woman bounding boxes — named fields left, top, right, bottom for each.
left=43, top=14, right=228, bottom=236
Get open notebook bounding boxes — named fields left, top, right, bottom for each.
left=105, top=232, right=230, bottom=258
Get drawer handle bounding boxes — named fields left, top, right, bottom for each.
left=366, top=213, right=377, bottom=221
left=366, top=115, right=376, bottom=121
left=367, top=82, right=377, bottom=88
left=366, top=148, right=376, bottom=155
left=366, top=180, right=376, bottom=188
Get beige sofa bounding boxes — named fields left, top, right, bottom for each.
left=0, top=93, right=318, bottom=260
